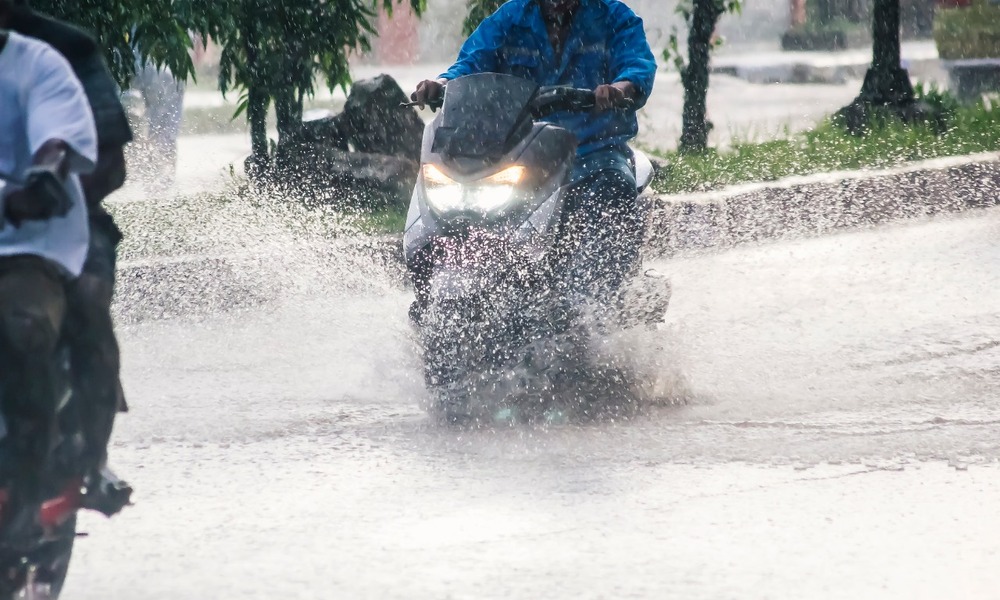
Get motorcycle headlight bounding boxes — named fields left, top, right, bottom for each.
left=422, top=164, right=464, bottom=212
left=422, top=165, right=526, bottom=215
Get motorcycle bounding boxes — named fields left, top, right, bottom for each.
left=0, top=334, right=133, bottom=600
left=403, top=73, right=670, bottom=422
left=0, top=175, right=132, bottom=599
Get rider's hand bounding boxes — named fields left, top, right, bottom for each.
left=594, top=82, right=636, bottom=111
left=410, top=79, right=446, bottom=110
left=3, top=166, right=71, bottom=227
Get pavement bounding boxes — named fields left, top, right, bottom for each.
left=712, top=39, right=941, bottom=84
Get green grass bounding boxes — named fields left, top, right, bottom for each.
left=353, top=207, right=407, bottom=234
left=651, top=100, right=1000, bottom=195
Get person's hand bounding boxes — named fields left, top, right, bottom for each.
left=410, top=79, right=446, bottom=110
left=3, top=166, right=71, bottom=227
left=594, top=82, right=636, bottom=111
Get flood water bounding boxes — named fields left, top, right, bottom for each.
left=64, top=205, right=1000, bottom=599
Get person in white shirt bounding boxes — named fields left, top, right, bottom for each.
left=5, top=0, right=135, bottom=492
left=0, top=26, right=96, bottom=510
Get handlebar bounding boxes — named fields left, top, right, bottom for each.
left=531, top=86, right=593, bottom=118
left=531, top=86, right=635, bottom=118
left=399, top=85, right=633, bottom=116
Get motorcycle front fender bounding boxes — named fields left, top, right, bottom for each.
left=428, top=263, right=506, bottom=303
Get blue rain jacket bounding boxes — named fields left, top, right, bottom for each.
left=439, top=0, right=657, bottom=159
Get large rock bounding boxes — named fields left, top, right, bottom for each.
left=275, top=143, right=417, bottom=211
left=290, top=74, right=422, bottom=159
left=296, top=114, right=350, bottom=150
left=271, top=74, right=424, bottom=209
left=340, top=74, right=424, bottom=161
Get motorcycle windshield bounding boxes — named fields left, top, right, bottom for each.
left=433, top=73, right=539, bottom=160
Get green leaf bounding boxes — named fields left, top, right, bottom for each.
left=232, top=94, right=250, bottom=120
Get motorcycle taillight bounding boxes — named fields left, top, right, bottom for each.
left=39, top=480, right=82, bottom=529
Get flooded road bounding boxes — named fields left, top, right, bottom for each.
left=65, top=207, right=1000, bottom=598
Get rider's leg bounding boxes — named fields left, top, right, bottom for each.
left=63, top=211, right=123, bottom=474
left=559, top=150, right=643, bottom=302
left=0, top=257, right=67, bottom=506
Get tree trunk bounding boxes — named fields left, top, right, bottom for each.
left=815, top=0, right=833, bottom=23
left=274, top=87, right=303, bottom=145
left=859, top=0, right=913, bottom=105
left=248, top=88, right=269, bottom=162
left=241, top=9, right=269, bottom=165
left=834, top=0, right=927, bottom=134
left=679, top=0, right=722, bottom=154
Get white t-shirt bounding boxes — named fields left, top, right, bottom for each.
left=0, top=31, right=96, bottom=277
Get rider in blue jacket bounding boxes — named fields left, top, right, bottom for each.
left=411, top=0, right=657, bottom=300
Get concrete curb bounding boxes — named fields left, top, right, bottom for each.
left=646, top=152, right=1000, bottom=257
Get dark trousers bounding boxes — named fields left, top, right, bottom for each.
left=0, top=256, right=67, bottom=503
left=558, top=150, right=644, bottom=303
left=63, top=212, right=123, bottom=472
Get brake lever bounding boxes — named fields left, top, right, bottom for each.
left=399, top=100, right=443, bottom=111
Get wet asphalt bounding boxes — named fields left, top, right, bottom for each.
left=64, top=206, right=1000, bottom=599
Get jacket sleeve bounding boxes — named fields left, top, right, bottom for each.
left=438, top=6, right=510, bottom=80
left=607, top=2, right=657, bottom=109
